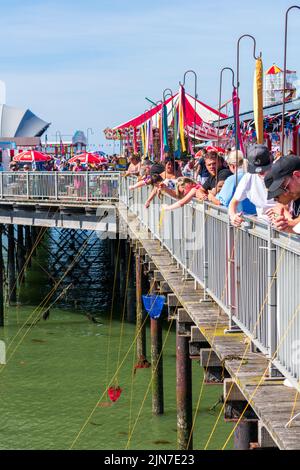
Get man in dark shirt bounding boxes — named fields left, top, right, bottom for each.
left=196, top=151, right=232, bottom=200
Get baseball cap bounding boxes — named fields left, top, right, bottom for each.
left=247, top=144, right=272, bottom=174
left=264, top=155, right=300, bottom=200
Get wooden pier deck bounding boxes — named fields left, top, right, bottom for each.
left=118, top=202, right=300, bottom=450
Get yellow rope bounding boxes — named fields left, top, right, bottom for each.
left=116, top=244, right=132, bottom=379
left=202, top=230, right=292, bottom=449
left=125, top=318, right=174, bottom=449
left=5, top=228, right=98, bottom=362
left=69, top=311, right=151, bottom=449
left=104, top=238, right=121, bottom=388
left=288, top=390, right=299, bottom=428
left=221, top=299, right=300, bottom=450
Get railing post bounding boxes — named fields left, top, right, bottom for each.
left=202, top=202, right=209, bottom=301
left=227, top=220, right=236, bottom=329
left=55, top=172, right=58, bottom=200
left=26, top=172, right=30, bottom=199
left=86, top=172, right=89, bottom=202
left=268, top=225, right=277, bottom=376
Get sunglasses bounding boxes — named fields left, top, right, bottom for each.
left=274, top=177, right=291, bottom=200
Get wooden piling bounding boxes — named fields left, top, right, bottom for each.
left=126, top=241, right=136, bottom=323
left=0, top=225, right=3, bottom=327
left=151, top=317, right=164, bottom=415
left=24, top=226, right=32, bottom=268
left=16, top=225, right=26, bottom=283
left=7, top=225, right=16, bottom=304
left=30, top=226, right=38, bottom=256
left=176, top=320, right=193, bottom=450
left=234, top=421, right=258, bottom=450
left=135, top=253, right=146, bottom=359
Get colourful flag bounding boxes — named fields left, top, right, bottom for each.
left=232, top=87, right=245, bottom=154
left=162, top=103, right=170, bottom=153
left=178, top=85, right=186, bottom=152
left=253, top=57, right=263, bottom=144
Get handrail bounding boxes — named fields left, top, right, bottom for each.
left=119, top=176, right=300, bottom=392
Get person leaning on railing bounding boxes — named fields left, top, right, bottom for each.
left=207, top=150, right=256, bottom=215
left=123, top=155, right=141, bottom=177
left=161, top=177, right=203, bottom=211
left=264, top=155, right=300, bottom=234
left=228, top=144, right=276, bottom=227
left=192, top=151, right=232, bottom=201
left=144, top=174, right=177, bottom=209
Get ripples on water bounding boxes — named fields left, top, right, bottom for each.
left=0, top=228, right=233, bottom=450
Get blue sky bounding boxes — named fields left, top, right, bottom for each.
left=1, top=0, right=300, bottom=150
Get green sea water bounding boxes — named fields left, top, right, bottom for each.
left=0, top=232, right=233, bottom=450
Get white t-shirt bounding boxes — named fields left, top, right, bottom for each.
left=234, top=173, right=276, bottom=217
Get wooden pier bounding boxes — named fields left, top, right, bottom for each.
left=118, top=201, right=300, bottom=450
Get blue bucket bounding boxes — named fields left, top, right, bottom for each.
left=142, top=294, right=165, bottom=319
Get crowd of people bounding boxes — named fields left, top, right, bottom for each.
left=125, top=145, right=300, bottom=235
left=8, top=154, right=123, bottom=172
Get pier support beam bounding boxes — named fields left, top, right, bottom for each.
left=16, top=225, right=25, bottom=284
left=24, top=226, right=32, bottom=268
left=233, top=421, right=258, bottom=450
left=176, top=321, right=193, bottom=450
left=135, top=253, right=146, bottom=359
left=7, top=225, right=16, bottom=304
left=151, top=317, right=164, bottom=415
left=0, top=225, right=3, bottom=326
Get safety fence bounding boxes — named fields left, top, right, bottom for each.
left=119, top=176, right=300, bottom=390
left=0, top=172, right=120, bottom=202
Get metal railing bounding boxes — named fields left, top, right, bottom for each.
left=120, top=177, right=300, bottom=391
left=0, top=171, right=120, bottom=202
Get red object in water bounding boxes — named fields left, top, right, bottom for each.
left=107, top=386, right=123, bottom=402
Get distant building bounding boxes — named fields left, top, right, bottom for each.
left=264, top=64, right=298, bottom=107
left=72, top=130, right=87, bottom=153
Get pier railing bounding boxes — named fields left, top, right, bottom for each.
left=0, top=171, right=120, bottom=202
left=120, top=176, right=300, bottom=391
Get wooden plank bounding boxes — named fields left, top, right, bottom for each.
left=167, top=293, right=181, bottom=308
left=178, top=308, right=193, bottom=324
left=190, top=326, right=206, bottom=342
left=258, top=423, right=278, bottom=448
left=224, top=378, right=245, bottom=401
left=200, top=349, right=222, bottom=367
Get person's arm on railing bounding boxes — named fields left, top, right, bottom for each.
left=228, top=197, right=243, bottom=226
left=162, top=187, right=197, bottom=211
left=145, top=187, right=158, bottom=208
left=266, top=205, right=297, bottom=233
left=207, top=191, right=221, bottom=205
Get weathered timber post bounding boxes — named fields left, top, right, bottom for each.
left=176, top=320, right=193, bottom=450
left=0, top=225, right=3, bottom=326
left=234, top=421, right=258, bottom=450
left=135, top=252, right=146, bottom=359
left=16, top=225, right=26, bottom=284
left=30, top=226, right=38, bottom=256
left=7, top=225, right=16, bottom=304
left=24, top=226, right=32, bottom=268
left=151, top=316, right=164, bottom=414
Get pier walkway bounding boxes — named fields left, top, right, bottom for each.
left=1, top=171, right=300, bottom=448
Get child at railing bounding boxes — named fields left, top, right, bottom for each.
left=144, top=174, right=177, bottom=209
left=161, top=177, right=203, bottom=211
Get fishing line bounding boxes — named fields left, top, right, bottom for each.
left=204, top=232, right=294, bottom=449
left=221, top=298, right=300, bottom=450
